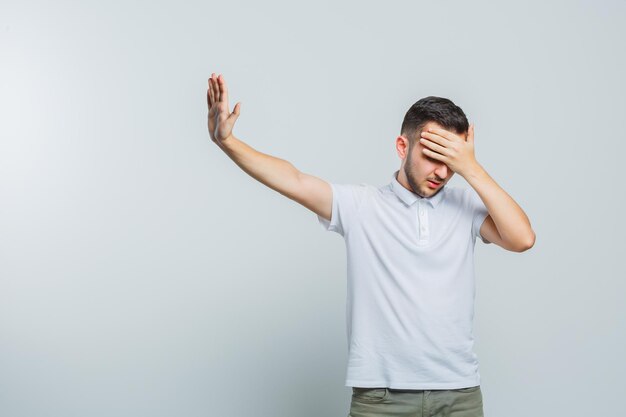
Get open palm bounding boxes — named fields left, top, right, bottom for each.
left=207, top=73, right=241, bottom=147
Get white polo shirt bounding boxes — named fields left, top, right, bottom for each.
left=317, top=169, right=490, bottom=390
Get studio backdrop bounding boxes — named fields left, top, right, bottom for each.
left=1, top=1, right=624, bottom=416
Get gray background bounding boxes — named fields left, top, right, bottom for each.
left=1, top=0, right=624, bottom=416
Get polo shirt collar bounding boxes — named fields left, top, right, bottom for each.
left=390, top=170, right=446, bottom=208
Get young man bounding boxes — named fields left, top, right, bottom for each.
left=207, top=73, right=535, bottom=417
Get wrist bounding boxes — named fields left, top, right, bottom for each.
left=219, top=134, right=237, bottom=151
left=462, top=162, right=486, bottom=181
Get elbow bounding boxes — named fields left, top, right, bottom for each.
left=514, top=230, right=536, bottom=252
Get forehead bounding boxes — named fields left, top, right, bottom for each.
left=420, top=121, right=467, bottom=140
left=421, top=121, right=446, bottom=132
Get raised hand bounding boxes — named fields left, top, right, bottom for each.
left=207, top=73, right=241, bottom=147
left=418, top=124, right=480, bottom=178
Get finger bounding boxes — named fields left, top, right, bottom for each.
left=422, top=147, right=446, bottom=161
left=229, top=102, right=241, bottom=121
left=207, top=79, right=214, bottom=107
left=209, top=74, right=216, bottom=103
left=218, top=74, right=229, bottom=105
left=211, top=77, right=219, bottom=107
left=428, top=127, right=457, bottom=142
left=211, top=74, right=220, bottom=103
left=420, top=131, right=447, bottom=146
left=419, top=138, right=449, bottom=155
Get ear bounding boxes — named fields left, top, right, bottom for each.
left=396, top=135, right=410, bottom=158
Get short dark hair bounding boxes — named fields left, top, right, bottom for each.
left=400, top=96, right=469, bottom=143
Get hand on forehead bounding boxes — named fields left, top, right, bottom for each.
left=422, top=123, right=468, bottom=141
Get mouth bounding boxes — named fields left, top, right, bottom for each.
left=427, top=180, right=441, bottom=188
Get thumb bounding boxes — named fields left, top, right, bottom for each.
left=467, top=123, right=475, bottom=143
left=229, top=102, right=241, bottom=121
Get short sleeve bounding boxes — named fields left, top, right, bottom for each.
left=466, top=188, right=491, bottom=244
left=317, top=183, right=368, bottom=237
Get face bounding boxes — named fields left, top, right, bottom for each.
left=396, top=121, right=467, bottom=198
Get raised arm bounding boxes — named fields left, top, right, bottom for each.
left=419, top=125, right=536, bottom=252
left=207, top=73, right=332, bottom=220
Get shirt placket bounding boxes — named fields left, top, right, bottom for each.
left=417, top=201, right=429, bottom=244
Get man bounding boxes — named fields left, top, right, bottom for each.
left=207, top=73, right=535, bottom=417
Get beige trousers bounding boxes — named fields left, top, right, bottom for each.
left=349, top=385, right=484, bottom=417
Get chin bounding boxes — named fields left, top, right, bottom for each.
left=423, top=185, right=442, bottom=196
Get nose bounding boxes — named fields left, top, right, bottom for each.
left=434, top=163, right=449, bottom=180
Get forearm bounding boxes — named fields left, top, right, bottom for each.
left=219, top=134, right=301, bottom=198
left=464, top=163, right=535, bottom=248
